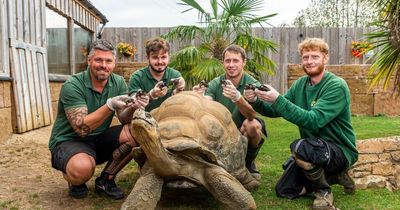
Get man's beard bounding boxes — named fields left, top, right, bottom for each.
left=150, top=64, right=166, bottom=73
left=91, top=67, right=109, bottom=81
left=303, top=64, right=324, bottom=77
left=95, top=75, right=109, bottom=81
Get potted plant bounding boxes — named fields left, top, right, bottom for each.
left=351, top=41, right=372, bottom=58
left=116, top=42, right=136, bottom=58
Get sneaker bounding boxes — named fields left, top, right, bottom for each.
left=95, top=177, right=124, bottom=200
left=68, top=183, right=88, bottom=199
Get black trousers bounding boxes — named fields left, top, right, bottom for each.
left=275, top=137, right=347, bottom=199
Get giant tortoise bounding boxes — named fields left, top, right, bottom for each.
left=121, top=91, right=260, bottom=210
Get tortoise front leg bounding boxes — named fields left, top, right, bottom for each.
left=203, top=166, right=256, bottom=210
left=121, top=163, right=164, bottom=210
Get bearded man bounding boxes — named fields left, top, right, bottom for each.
left=244, top=38, right=358, bottom=210
left=128, top=37, right=185, bottom=111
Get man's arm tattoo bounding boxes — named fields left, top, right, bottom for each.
left=65, top=107, right=91, bottom=137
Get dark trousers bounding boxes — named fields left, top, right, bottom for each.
left=275, top=137, right=347, bottom=199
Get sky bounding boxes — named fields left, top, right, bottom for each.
left=89, top=0, right=312, bottom=27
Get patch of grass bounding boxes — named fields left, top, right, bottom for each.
left=0, top=200, right=14, bottom=208
left=253, top=116, right=400, bottom=209
left=98, top=116, right=400, bottom=209
left=352, top=116, right=400, bottom=139
left=0, top=199, right=20, bottom=210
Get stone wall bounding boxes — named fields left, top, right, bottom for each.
left=114, top=62, right=147, bottom=83
left=350, top=136, right=400, bottom=191
left=50, top=82, right=63, bottom=119
left=288, top=64, right=400, bottom=116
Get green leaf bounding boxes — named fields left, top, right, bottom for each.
left=166, top=0, right=278, bottom=84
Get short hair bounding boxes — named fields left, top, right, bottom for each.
left=145, top=37, right=170, bottom=56
left=298, top=38, right=329, bottom=55
left=222, top=44, right=246, bottom=61
left=88, top=39, right=117, bottom=59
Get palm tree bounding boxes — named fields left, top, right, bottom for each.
left=366, top=0, right=400, bottom=94
left=162, top=0, right=277, bottom=87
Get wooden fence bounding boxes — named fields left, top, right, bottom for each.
left=102, top=27, right=374, bottom=92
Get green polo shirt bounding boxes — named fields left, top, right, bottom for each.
left=251, top=71, right=358, bottom=167
left=128, top=66, right=181, bottom=111
left=48, top=69, right=128, bottom=151
left=205, top=73, right=260, bottom=128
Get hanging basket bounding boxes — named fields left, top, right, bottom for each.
left=116, top=42, right=136, bottom=58
left=351, top=50, right=362, bottom=58
left=351, top=41, right=371, bottom=58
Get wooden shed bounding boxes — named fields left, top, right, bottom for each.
left=0, top=0, right=107, bottom=141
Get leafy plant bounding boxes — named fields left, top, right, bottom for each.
left=365, top=0, right=400, bottom=94
left=116, top=42, right=136, bottom=57
left=162, top=0, right=278, bottom=87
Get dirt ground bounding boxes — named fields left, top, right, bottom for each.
left=0, top=126, right=217, bottom=210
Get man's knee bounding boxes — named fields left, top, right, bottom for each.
left=119, top=124, right=137, bottom=146
left=242, top=119, right=263, bottom=148
left=294, top=155, right=315, bottom=171
left=65, top=153, right=95, bottom=182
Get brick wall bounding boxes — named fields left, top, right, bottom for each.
left=288, top=64, right=400, bottom=116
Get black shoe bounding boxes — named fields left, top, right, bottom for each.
left=247, top=161, right=261, bottom=181
left=327, top=170, right=355, bottom=194
left=95, top=177, right=124, bottom=200
left=68, top=183, right=88, bottom=199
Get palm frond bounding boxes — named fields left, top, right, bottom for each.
left=170, top=45, right=203, bottom=71
left=221, top=0, right=264, bottom=16
left=162, top=25, right=204, bottom=42
left=178, top=0, right=211, bottom=23
left=210, top=0, right=219, bottom=19
left=234, top=34, right=277, bottom=73
left=191, top=58, right=225, bottom=81
left=179, top=0, right=207, bottom=15
left=166, top=0, right=278, bottom=85
left=365, top=0, right=400, bottom=94
left=368, top=42, right=400, bottom=91
left=245, top=59, right=272, bottom=78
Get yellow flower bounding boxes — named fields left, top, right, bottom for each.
left=116, top=42, right=136, bottom=57
left=351, top=41, right=372, bottom=53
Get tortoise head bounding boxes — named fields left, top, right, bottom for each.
left=131, top=109, right=159, bottom=145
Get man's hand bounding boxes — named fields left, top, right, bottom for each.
left=244, top=88, right=257, bottom=103
left=192, top=81, right=208, bottom=96
left=106, top=95, right=130, bottom=111
left=222, top=80, right=241, bottom=102
left=173, top=77, right=186, bottom=95
left=255, top=84, right=279, bottom=103
left=149, top=81, right=168, bottom=100
left=131, top=94, right=149, bottom=110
